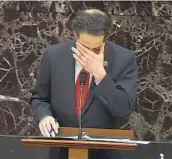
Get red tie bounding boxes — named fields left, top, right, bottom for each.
left=75, top=68, right=90, bottom=118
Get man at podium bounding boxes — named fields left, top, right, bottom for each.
left=31, top=9, right=137, bottom=159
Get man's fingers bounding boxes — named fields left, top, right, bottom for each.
left=40, top=121, right=50, bottom=137
left=77, top=45, right=91, bottom=60
left=50, top=131, right=56, bottom=137
left=50, top=118, right=59, bottom=134
left=100, top=43, right=105, bottom=55
left=38, top=116, right=60, bottom=137
left=76, top=42, right=89, bottom=52
left=39, top=123, right=46, bottom=137
left=73, top=54, right=85, bottom=66
left=71, top=47, right=81, bottom=56
left=72, top=47, right=88, bottom=62
left=76, top=47, right=87, bottom=62
left=46, top=119, right=52, bottom=136
left=76, top=42, right=96, bottom=57
left=43, top=121, right=50, bottom=137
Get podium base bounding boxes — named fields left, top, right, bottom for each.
left=69, top=148, right=88, bottom=159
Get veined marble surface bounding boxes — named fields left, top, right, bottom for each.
left=0, top=1, right=172, bottom=141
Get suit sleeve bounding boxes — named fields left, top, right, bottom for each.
left=92, top=55, right=137, bottom=118
left=30, top=49, right=53, bottom=123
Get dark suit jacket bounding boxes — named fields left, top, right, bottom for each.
left=31, top=40, right=137, bottom=159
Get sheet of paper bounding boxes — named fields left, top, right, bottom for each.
left=29, top=135, right=150, bottom=145
left=83, top=136, right=150, bottom=145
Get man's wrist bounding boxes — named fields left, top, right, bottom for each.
left=94, top=68, right=106, bottom=84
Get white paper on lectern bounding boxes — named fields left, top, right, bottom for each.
left=84, top=136, right=150, bottom=144
left=61, top=135, right=150, bottom=145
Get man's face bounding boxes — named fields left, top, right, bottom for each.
left=76, top=32, right=104, bottom=54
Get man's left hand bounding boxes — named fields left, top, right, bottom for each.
left=72, top=42, right=106, bottom=83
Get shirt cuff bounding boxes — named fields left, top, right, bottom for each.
left=94, top=73, right=107, bottom=85
left=95, top=79, right=102, bottom=85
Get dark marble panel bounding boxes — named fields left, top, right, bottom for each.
left=104, top=1, right=152, bottom=16
left=2, top=1, right=172, bottom=17
left=0, top=1, right=153, bottom=16
left=1, top=1, right=69, bottom=13
left=152, top=1, right=172, bottom=16
left=1, top=1, right=172, bottom=17
left=0, top=1, right=172, bottom=142
left=111, top=16, right=172, bottom=141
left=0, top=100, right=38, bottom=135
left=0, top=11, right=70, bottom=135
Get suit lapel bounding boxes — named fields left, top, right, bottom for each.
left=103, top=41, right=114, bottom=74
left=61, top=40, right=78, bottom=124
left=81, top=41, right=113, bottom=117
left=81, top=77, right=96, bottom=117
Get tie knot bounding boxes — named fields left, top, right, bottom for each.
left=81, top=68, right=89, bottom=75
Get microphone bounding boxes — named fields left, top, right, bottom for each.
left=78, top=71, right=87, bottom=140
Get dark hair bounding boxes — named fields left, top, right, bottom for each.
left=71, top=9, right=113, bottom=39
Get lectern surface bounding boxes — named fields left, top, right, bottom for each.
left=22, top=138, right=137, bottom=151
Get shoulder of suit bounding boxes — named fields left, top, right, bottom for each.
left=45, top=40, right=75, bottom=55
left=106, top=41, right=135, bottom=60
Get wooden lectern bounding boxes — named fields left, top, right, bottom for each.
left=21, top=127, right=137, bottom=159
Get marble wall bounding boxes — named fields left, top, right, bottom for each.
left=0, top=1, right=172, bottom=141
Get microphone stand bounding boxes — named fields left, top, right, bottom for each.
left=78, top=72, right=87, bottom=140
left=78, top=83, right=84, bottom=140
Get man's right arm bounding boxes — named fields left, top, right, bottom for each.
left=31, top=49, right=53, bottom=122
left=30, top=49, right=58, bottom=137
